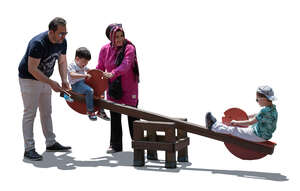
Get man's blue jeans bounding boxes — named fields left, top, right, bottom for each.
left=71, top=80, right=94, bottom=112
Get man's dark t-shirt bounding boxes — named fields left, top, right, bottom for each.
left=18, top=31, right=67, bottom=80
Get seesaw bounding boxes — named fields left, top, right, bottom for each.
left=62, top=69, right=276, bottom=168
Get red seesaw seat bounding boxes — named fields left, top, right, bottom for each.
left=222, top=108, right=276, bottom=160
left=63, top=69, right=108, bottom=114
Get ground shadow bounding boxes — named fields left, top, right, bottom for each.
left=23, top=151, right=288, bottom=182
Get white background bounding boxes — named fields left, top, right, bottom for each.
left=1, top=0, right=299, bottom=190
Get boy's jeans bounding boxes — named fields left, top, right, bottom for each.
left=19, top=78, right=56, bottom=151
left=71, top=80, right=94, bottom=112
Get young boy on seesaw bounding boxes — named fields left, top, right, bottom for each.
left=67, top=47, right=98, bottom=120
left=205, top=85, right=278, bottom=142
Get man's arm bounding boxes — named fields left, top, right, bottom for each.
left=58, top=54, right=70, bottom=90
left=28, top=56, right=62, bottom=92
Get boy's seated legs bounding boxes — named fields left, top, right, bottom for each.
left=211, top=122, right=265, bottom=142
left=211, top=122, right=235, bottom=135
left=206, top=112, right=265, bottom=142
left=231, top=126, right=265, bottom=142
left=71, top=80, right=97, bottom=121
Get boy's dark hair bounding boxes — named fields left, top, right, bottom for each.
left=75, top=47, right=91, bottom=60
left=48, top=17, right=66, bottom=32
left=256, top=92, right=267, bottom=98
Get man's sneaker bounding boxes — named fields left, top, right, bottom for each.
left=96, top=110, right=110, bottom=121
left=24, top=149, right=43, bottom=161
left=46, top=142, right=71, bottom=152
left=205, top=112, right=217, bottom=130
left=87, top=112, right=97, bottom=121
left=106, top=146, right=122, bottom=154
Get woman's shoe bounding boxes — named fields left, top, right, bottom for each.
left=106, top=146, right=122, bottom=154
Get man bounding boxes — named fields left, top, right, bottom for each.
left=18, top=17, right=71, bottom=161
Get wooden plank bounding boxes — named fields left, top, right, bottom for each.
left=133, top=135, right=167, bottom=142
left=134, top=121, right=176, bottom=131
left=133, top=138, right=189, bottom=152
left=133, top=141, right=174, bottom=152
left=175, top=137, right=190, bottom=151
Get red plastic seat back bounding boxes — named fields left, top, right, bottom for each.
left=222, top=108, right=274, bottom=160
left=65, top=69, right=108, bottom=114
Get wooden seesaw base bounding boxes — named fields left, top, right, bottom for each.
left=132, top=120, right=189, bottom=169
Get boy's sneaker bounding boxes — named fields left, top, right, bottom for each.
left=46, top=142, right=72, bottom=152
left=63, top=93, right=74, bottom=103
left=205, top=112, right=217, bottom=130
left=24, top=149, right=43, bottom=161
left=87, top=112, right=97, bottom=121
left=96, top=110, right=110, bottom=121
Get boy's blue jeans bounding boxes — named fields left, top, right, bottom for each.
left=71, top=80, right=94, bottom=112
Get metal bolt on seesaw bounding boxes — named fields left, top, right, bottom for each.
left=61, top=70, right=276, bottom=168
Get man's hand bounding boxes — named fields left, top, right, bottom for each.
left=62, top=80, right=70, bottom=90
left=50, top=80, right=62, bottom=92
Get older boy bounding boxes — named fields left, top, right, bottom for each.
left=205, top=85, right=278, bottom=142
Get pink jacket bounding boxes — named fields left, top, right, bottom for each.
left=96, top=43, right=138, bottom=107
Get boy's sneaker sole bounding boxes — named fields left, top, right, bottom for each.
left=88, top=116, right=97, bottom=121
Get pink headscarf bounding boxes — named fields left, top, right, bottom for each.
left=105, top=23, right=124, bottom=47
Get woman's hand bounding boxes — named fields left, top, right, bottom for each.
left=103, top=72, right=114, bottom=79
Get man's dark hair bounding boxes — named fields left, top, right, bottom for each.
left=75, top=47, right=91, bottom=60
left=48, top=17, right=66, bottom=32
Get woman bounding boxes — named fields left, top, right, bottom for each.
left=96, top=23, right=140, bottom=153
